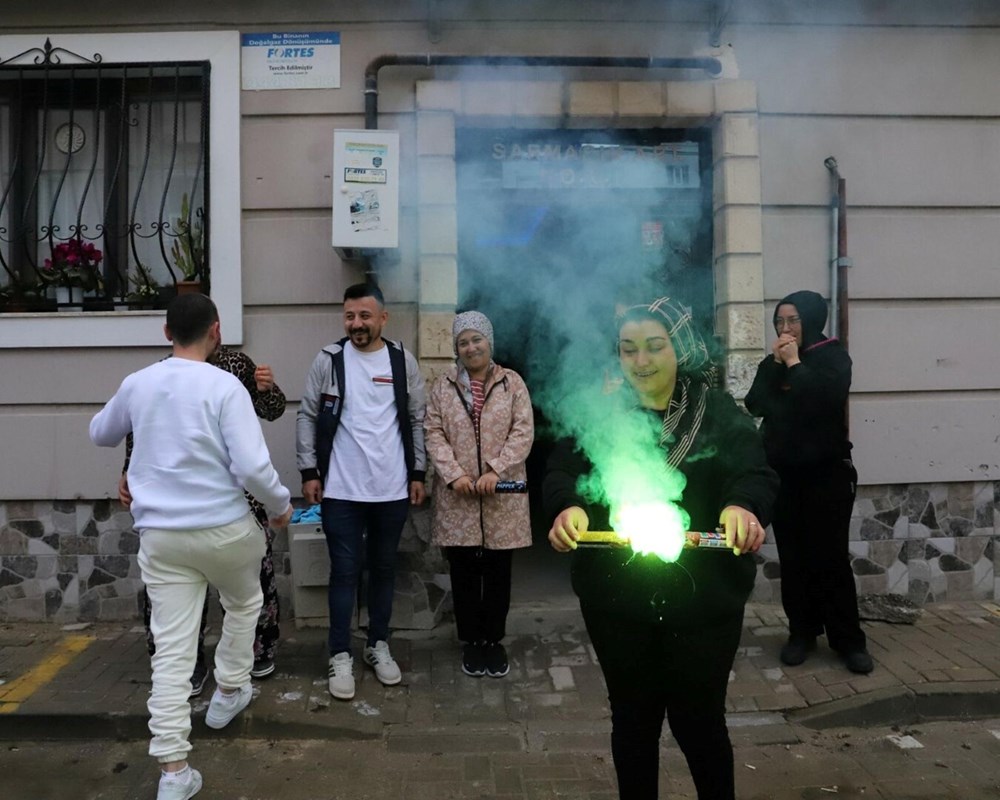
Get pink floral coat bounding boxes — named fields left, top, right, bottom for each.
left=425, top=363, right=534, bottom=549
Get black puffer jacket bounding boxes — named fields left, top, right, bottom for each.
left=744, top=290, right=853, bottom=471
left=543, top=388, right=778, bottom=628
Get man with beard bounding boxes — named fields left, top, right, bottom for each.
left=296, top=282, right=426, bottom=699
left=745, top=289, right=873, bottom=675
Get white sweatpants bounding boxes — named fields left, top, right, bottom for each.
left=138, top=514, right=265, bottom=763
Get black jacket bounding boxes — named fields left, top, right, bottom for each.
left=744, top=291, right=853, bottom=471
left=543, top=388, right=778, bottom=627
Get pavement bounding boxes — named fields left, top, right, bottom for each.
left=3, top=599, right=1000, bottom=751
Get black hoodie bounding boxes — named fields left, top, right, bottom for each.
left=744, top=290, right=853, bottom=470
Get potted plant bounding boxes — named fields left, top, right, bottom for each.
left=42, top=238, right=104, bottom=309
left=127, top=267, right=162, bottom=310
left=170, top=193, right=205, bottom=293
left=0, top=273, right=57, bottom=312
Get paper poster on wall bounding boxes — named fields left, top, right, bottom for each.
left=333, top=130, right=399, bottom=249
left=241, top=32, right=340, bottom=90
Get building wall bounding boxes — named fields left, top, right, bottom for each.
left=1, top=1, right=998, bottom=619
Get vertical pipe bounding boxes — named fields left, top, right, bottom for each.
left=829, top=198, right=839, bottom=339
left=836, top=177, right=848, bottom=352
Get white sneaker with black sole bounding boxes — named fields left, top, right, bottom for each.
left=205, top=683, right=252, bottom=729
left=363, top=640, right=402, bottom=686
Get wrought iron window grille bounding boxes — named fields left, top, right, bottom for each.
left=0, top=42, right=209, bottom=312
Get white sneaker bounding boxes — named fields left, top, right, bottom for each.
left=328, top=652, right=356, bottom=699
left=157, top=766, right=202, bottom=800
left=205, top=683, right=252, bottom=729
left=363, top=640, right=402, bottom=686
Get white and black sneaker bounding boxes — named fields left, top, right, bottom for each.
left=188, top=661, right=208, bottom=699
left=363, top=640, right=402, bottom=686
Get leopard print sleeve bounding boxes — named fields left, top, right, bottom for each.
left=213, top=346, right=286, bottom=421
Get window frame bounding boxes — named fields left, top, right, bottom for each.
left=0, top=31, right=241, bottom=347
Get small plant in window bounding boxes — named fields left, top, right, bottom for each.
left=42, top=238, right=104, bottom=292
left=127, top=265, right=161, bottom=306
left=0, top=271, right=55, bottom=311
left=170, top=193, right=205, bottom=283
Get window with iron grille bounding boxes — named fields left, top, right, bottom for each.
left=0, top=52, right=209, bottom=311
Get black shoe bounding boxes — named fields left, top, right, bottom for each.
left=779, top=636, right=816, bottom=666
left=251, top=658, right=276, bottom=679
left=461, top=642, right=486, bottom=677
left=484, top=641, right=509, bottom=678
left=843, top=649, right=875, bottom=674
left=189, top=660, right=209, bottom=698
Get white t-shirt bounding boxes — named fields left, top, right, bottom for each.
left=89, top=358, right=290, bottom=530
left=324, top=343, right=408, bottom=501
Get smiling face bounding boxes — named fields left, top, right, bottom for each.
left=618, top=318, right=678, bottom=410
left=456, top=329, right=491, bottom=378
left=343, top=296, right=388, bottom=352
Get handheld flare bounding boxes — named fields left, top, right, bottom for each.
left=577, top=529, right=731, bottom=552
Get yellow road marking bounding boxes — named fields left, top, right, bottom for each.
left=0, top=634, right=95, bottom=713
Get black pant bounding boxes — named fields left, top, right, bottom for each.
left=445, top=546, right=513, bottom=643
left=772, top=460, right=866, bottom=653
left=581, top=600, right=744, bottom=800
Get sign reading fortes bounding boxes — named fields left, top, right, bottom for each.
left=241, top=32, right=341, bottom=90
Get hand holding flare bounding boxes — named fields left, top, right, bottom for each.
left=548, top=503, right=765, bottom=560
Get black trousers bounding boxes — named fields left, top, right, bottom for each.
left=581, top=600, right=745, bottom=800
left=772, top=459, right=866, bottom=654
left=445, top=546, right=513, bottom=644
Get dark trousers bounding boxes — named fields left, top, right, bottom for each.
left=445, top=546, right=513, bottom=644
left=144, top=522, right=280, bottom=662
left=581, top=600, right=744, bottom=800
left=321, top=497, right=410, bottom=655
left=772, top=459, right=866, bottom=654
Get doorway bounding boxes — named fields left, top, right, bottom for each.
left=455, top=126, right=715, bottom=604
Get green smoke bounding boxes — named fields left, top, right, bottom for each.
left=537, top=369, right=690, bottom=562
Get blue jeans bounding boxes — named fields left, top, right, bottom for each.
left=321, top=498, right=409, bottom=655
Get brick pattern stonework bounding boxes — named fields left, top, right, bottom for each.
left=1, top=482, right=997, bottom=621
left=749, top=480, right=1000, bottom=606
left=0, top=498, right=449, bottom=626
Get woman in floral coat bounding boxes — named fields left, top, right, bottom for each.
left=424, top=311, right=534, bottom=678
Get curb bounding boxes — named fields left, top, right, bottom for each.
left=787, top=681, right=1000, bottom=730
left=0, top=710, right=384, bottom=742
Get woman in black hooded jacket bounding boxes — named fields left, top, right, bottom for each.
left=545, top=298, right=778, bottom=800
left=744, top=289, right=873, bottom=674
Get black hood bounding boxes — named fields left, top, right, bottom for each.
left=774, top=290, right=828, bottom=348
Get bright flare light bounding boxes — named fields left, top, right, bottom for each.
left=613, top=501, right=688, bottom=563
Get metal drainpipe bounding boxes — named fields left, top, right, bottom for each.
left=823, top=157, right=851, bottom=351
left=359, top=54, right=722, bottom=279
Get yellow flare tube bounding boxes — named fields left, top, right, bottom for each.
left=578, top=529, right=731, bottom=551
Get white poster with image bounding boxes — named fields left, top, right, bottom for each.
left=333, top=130, right=399, bottom=249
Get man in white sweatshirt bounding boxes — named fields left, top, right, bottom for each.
left=90, top=293, right=292, bottom=800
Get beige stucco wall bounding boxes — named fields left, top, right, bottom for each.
left=1, top=1, right=999, bottom=502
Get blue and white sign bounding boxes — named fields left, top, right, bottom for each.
left=241, top=32, right=340, bottom=90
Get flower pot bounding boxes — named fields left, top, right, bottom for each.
left=54, top=286, right=81, bottom=311
left=83, top=297, right=116, bottom=312
left=176, top=280, right=202, bottom=295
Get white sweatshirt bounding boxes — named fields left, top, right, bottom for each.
left=90, top=358, right=290, bottom=531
